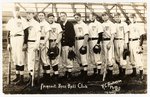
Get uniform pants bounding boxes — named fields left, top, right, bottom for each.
left=114, top=40, right=127, bottom=68
left=75, top=39, right=88, bottom=66
left=27, top=42, right=38, bottom=71
left=129, top=40, right=143, bottom=70
left=102, top=40, right=114, bottom=69
left=89, top=40, right=102, bottom=66
left=10, top=36, right=25, bottom=66
left=49, top=41, right=61, bottom=66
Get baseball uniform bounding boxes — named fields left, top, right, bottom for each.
left=6, top=16, right=28, bottom=84
left=128, top=22, right=144, bottom=73
left=26, top=18, right=41, bottom=73
left=114, top=22, right=129, bottom=68
left=48, top=22, right=62, bottom=73
left=88, top=20, right=103, bottom=71
left=74, top=20, right=89, bottom=67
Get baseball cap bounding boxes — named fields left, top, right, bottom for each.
left=102, top=12, right=107, bottom=16
left=74, top=13, right=81, bottom=17
left=14, top=6, right=20, bottom=11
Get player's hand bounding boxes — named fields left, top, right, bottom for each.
left=51, top=42, right=58, bottom=48
left=7, top=44, right=12, bottom=51
left=68, top=47, right=73, bottom=51
left=22, top=44, right=28, bottom=51
left=124, top=43, right=128, bottom=49
left=137, top=46, right=143, bottom=54
left=106, top=42, right=111, bottom=50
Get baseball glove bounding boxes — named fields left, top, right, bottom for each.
left=93, top=44, right=101, bottom=54
left=79, top=46, right=87, bottom=55
left=123, top=49, right=130, bottom=60
left=47, top=46, right=59, bottom=60
left=68, top=50, right=76, bottom=60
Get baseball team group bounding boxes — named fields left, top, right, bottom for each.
left=6, top=6, right=146, bottom=86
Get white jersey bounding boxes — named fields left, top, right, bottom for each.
left=128, top=23, right=145, bottom=39
left=6, top=17, right=28, bottom=36
left=88, top=20, right=103, bottom=38
left=39, top=20, right=51, bottom=37
left=102, top=20, right=116, bottom=38
left=115, top=22, right=129, bottom=38
left=74, top=21, right=88, bottom=37
left=49, top=22, right=63, bottom=39
left=27, top=18, right=41, bottom=40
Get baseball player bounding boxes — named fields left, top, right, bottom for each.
left=88, top=12, right=103, bottom=80
left=6, top=6, right=28, bottom=85
left=101, top=12, right=116, bottom=80
left=128, top=13, right=145, bottom=80
left=37, top=12, right=52, bottom=83
left=59, top=12, right=75, bottom=80
left=43, top=13, right=63, bottom=82
left=24, top=9, right=41, bottom=84
left=73, top=13, right=89, bottom=81
left=113, top=13, right=129, bottom=78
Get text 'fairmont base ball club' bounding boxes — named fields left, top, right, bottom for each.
left=2, top=2, right=147, bottom=94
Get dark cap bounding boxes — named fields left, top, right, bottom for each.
left=74, top=13, right=81, bottom=17
left=102, top=12, right=107, bottom=16
left=15, top=6, right=20, bottom=11
left=130, top=13, right=136, bottom=18
left=47, top=13, right=54, bottom=18
left=90, top=12, right=97, bottom=16
left=114, top=12, right=121, bottom=16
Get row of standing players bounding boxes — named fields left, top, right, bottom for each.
left=6, top=7, right=145, bottom=85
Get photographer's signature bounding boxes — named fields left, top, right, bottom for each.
left=101, top=80, right=122, bottom=94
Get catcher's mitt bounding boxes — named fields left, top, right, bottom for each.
left=47, top=46, right=59, bottom=60
left=68, top=50, right=76, bottom=60
left=79, top=46, right=87, bottom=55
left=123, top=49, right=130, bottom=60
left=93, top=44, right=101, bottom=54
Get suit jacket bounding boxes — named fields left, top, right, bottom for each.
left=60, top=21, right=75, bottom=47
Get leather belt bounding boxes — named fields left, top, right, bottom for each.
left=11, top=34, right=23, bottom=37
left=129, top=38, right=139, bottom=41
left=75, top=37, right=84, bottom=40
left=40, top=36, right=45, bottom=40
left=89, top=37, right=98, bottom=41
left=103, top=38, right=111, bottom=41
left=28, top=40, right=36, bottom=42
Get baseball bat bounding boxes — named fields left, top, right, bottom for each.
left=102, top=48, right=108, bottom=81
left=37, top=49, right=41, bottom=84
left=7, top=49, right=11, bottom=85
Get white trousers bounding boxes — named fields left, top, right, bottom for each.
left=75, top=39, right=88, bottom=66
left=10, top=36, right=25, bottom=66
left=89, top=40, right=102, bottom=66
left=114, top=40, right=127, bottom=67
left=129, top=40, right=143, bottom=70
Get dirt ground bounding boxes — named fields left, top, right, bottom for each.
left=2, top=41, right=147, bottom=94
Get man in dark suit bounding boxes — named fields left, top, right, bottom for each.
left=59, top=12, right=75, bottom=80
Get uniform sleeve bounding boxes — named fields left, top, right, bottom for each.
left=45, top=22, right=51, bottom=33
left=83, top=24, right=89, bottom=35
left=124, top=22, right=129, bottom=33
left=138, top=23, right=145, bottom=36
left=111, top=23, right=116, bottom=35
left=97, top=23, right=103, bottom=33
left=22, top=18, right=29, bottom=30
left=6, top=19, right=12, bottom=31
left=57, top=24, right=63, bottom=34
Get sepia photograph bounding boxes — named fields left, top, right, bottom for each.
left=1, top=0, right=147, bottom=94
